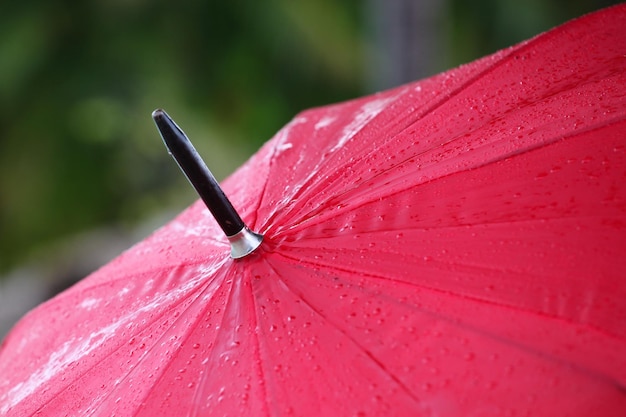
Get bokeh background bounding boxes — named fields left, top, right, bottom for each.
left=0, top=0, right=620, bottom=335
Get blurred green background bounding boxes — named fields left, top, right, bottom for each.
left=0, top=0, right=619, bottom=283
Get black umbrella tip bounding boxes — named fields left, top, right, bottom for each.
left=151, top=108, right=167, bottom=120
left=151, top=109, right=186, bottom=149
left=152, top=109, right=180, bottom=132
left=152, top=109, right=175, bottom=136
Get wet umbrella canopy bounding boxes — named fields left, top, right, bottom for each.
left=1, top=5, right=626, bottom=416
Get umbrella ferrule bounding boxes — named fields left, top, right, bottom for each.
left=227, top=226, right=264, bottom=259
left=153, top=108, right=265, bottom=259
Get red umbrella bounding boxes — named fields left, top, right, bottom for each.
left=1, top=5, right=625, bottom=416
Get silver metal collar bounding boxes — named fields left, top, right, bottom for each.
left=227, top=227, right=264, bottom=259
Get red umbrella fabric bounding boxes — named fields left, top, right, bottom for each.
left=2, top=5, right=626, bottom=416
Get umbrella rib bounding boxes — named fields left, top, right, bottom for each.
left=271, top=252, right=626, bottom=394
left=253, top=144, right=280, bottom=234
left=188, top=268, right=242, bottom=415
left=66, top=255, right=227, bottom=297
left=260, top=257, right=424, bottom=407
left=276, top=212, right=621, bottom=243
left=246, top=267, right=284, bottom=417
left=274, top=250, right=529, bottom=314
